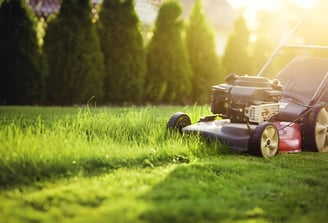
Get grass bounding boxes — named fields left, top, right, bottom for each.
left=0, top=106, right=328, bottom=223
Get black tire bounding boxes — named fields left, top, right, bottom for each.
left=248, top=122, right=279, bottom=158
left=167, top=112, right=191, bottom=133
left=301, top=106, right=328, bottom=152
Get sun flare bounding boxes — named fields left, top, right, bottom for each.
left=226, top=0, right=321, bottom=29
left=227, top=0, right=320, bottom=10
left=292, top=0, right=321, bottom=9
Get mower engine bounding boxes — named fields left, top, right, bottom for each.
left=211, top=74, right=282, bottom=124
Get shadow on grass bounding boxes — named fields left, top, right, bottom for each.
left=138, top=154, right=328, bottom=223
left=0, top=131, right=240, bottom=190
left=138, top=161, right=263, bottom=223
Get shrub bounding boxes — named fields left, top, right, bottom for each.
left=44, top=0, right=104, bottom=105
left=98, top=0, right=146, bottom=104
left=186, top=0, right=222, bottom=103
left=145, top=0, right=192, bottom=103
left=0, top=0, right=45, bottom=104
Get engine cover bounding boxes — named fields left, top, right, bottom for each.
left=211, top=75, right=282, bottom=124
left=245, top=103, right=279, bottom=123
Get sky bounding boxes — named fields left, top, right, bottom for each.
left=215, top=0, right=322, bottom=54
left=226, top=0, right=321, bottom=29
left=227, top=0, right=320, bottom=9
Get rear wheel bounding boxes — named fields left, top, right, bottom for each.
left=167, top=112, right=191, bottom=133
left=302, top=106, right=328, bottom=152
left=248, top=122, right=279, bottom=158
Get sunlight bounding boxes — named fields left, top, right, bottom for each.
left=227, top=0, right=277, bottom=11
left=227, top=0, right=278, bottom=29
left=226, top=0, right=322, bottom=31
left=292, top=0, right=321, bottom=9
left=217, top=0, right=324, bottom=56
left=227, top=0, right=320, bottom=10
left=215, top=35, right=227, bottom=55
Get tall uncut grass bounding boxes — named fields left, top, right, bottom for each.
left=0, top=106, right=219, bottom=188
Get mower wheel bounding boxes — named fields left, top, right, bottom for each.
left=302, top=106, right=328, bottom=152
left=167, top=112, right=191, bottom=133
left=248, top=122, right=279, bottom=158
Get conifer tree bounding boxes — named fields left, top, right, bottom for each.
left=251, top=10, right=289, bottom=77
left=145, top=0, right=192, bottom=103
left=0, top=0, right=45, bottom=104
left=44, top=0, right=104, bottom=105
left=98, top=0, right=146, bottom=104
left=222, top=14, right=253, bottom=76
left=186, top=0, right=222, bottom=103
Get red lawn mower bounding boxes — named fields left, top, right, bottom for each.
left=167, top=11, right=328, bottom=158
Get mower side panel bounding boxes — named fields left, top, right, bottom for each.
left=273, top=121, right=302, bottom=153
left=182, top=119, right=302, bottom=154
left=182, top=120, right=257, bottom=152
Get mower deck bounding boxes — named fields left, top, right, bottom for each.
left=182, top=118, right=301, bottom=153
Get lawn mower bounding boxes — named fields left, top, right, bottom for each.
left=167, top=11, right=328, bottom=158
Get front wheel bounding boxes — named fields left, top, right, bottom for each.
left=167, top=112, right=191, bottom=133
left=302, top=106, right=328, bottom=152
left=248, top=122, right=279, bottom=158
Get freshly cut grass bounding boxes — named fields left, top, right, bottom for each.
left=0, top=106, right=328, bottom=223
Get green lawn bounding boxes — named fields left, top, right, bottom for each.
left=0, top=106, right=328, bottom=223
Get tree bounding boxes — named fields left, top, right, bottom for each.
left=44, top=0, right=104, bottom=105
left=145, top=0, right=192, bottom=103
left=186, top=0, right=222, bottom=103
left=98, top=0, right=146, bottom=104
left=251, top=11, right=277, bottom=76
left=0, top=0, right=45, bottom=104
left=222, top=14, right=253, bottom=76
